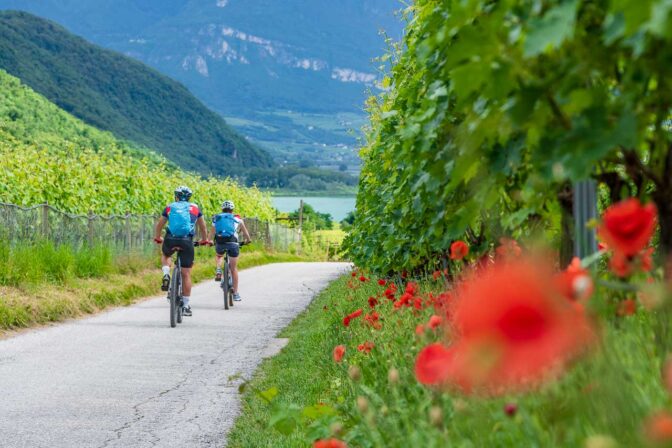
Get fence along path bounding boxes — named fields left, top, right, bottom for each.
left=0, top=202, right=300, bottom=253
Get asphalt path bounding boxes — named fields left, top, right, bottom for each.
left=0, top=262, right=349, bottom=448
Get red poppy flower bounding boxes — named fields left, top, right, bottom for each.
left=496, top=238, right=522, bottom=259
left=377, top=279, right=386, bottom=286
left=343, top=309, right=363, bottom=327
left=368, top=296, right=379, bottom=308
left=357, top=341, right=375, bottom=353
left=364, top=312, right=380, bottom=327
left=333, top=345, right=346, bottom=363
left=401, top=270, right=408, bottom=279
left=641, top=247, right=655, bottom=272
left=617, top=299, right=637, bottom=316
left=450, top=241, right=469, bottom=260
left=504, top=403, right=517, bottom=417
left=598, top=242, right=609, bottom=252
left=359, top=276, right=368, bottom=282
left=415, top=343, right=457, bottom=385
left=598, top=198, right=657, bottom=257
left=351, top=272, right=357, bottom=277
left=644, top=411, right=672, bottom=443
left=609, top=251, right=633, bottom=278
left=415, top=324, right=426, bottom=335
left=447, top=260, right=594, bottom=392
left=428, top=315, right=442, bottom=329
left=432, top=270, right=442, bottom=281
left=554, top=257, right=594, bottom=301
left=314, top=439, right=347, bottom=448
left=406, top=282, right=419, bottom=295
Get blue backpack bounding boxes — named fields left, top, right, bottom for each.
left=214, top=213, right=237, bottom=237
left=167, top=201, right=193, bottom=237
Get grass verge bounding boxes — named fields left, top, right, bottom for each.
left=227, top=274, right=671, bottom=447
left=0, top=245, right=309, bottom=333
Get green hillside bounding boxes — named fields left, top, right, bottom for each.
left=0, top=69, right=274, bottom=219
left=0, top=10, right=274, bottom=176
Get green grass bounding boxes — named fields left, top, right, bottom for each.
left=227, top=274, right=672, bottom=447
left=0, top=241, right=311, bottom=332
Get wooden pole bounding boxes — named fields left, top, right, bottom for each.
left=41, top=202, right=49, bottom=240
left=88, top=210, right=95, bottom=247
left=125, top=213, right=132, bottom=252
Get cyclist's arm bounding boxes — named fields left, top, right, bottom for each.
left=196, top=216, right=208, bottom=240
left=208, top=223, right=216, bottom=241
left=239, top=221, right=252, bottom=243
left=154, top=216, right=167, bottom=240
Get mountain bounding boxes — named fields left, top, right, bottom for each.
left=0, top=68, right=275, bottom=218
left=0, top=1, right=404, bottom=172
left=0, top=10, right=274, bottom=176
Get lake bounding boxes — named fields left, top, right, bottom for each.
left=271, top=196, right=356, bottom=222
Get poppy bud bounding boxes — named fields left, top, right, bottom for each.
left=348, top=365, right=361, bottom=382
left=429, top=406, right=443, bottom=427
left=504, top=403, right=517, bottom=417
left=388, top=368, right=400, bottom=385
left=356, top=396, right=369, bottom=413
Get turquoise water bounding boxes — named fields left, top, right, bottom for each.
left=271, top=196, right=356, bottom=222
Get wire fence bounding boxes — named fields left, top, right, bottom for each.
left=0, top=202, right=301, bottom=253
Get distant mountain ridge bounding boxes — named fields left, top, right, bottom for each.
left=0, top=10, right=274, bottom=176
left=0, top=1, right=404, bottom=172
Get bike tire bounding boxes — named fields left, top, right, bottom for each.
left=176, top=268, right=184, bottom=324
left=228, top=273, right=234, bottom=308
left=222, top=260, right=230, bottom=310
left=169, top=267, right=179, bottom=328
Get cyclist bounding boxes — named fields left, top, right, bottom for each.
left=210, top=200, right=251, bottom=301
left=153, top=186, right=209, bottom=316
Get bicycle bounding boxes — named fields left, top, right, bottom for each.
left=220, top=241, right=247, bottom=310
left=167, top=241, right=205, bottom=328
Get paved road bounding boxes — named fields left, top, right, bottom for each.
left=0, top=262, right=348, bottom=448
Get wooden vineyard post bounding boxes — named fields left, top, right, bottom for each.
left=125, top=213, right=132, bottom=252
left=88, top=210, right=95, bottom=247
left=41, top=202, right=49, bottom=240
left=265, top=221, right=272, bottom=250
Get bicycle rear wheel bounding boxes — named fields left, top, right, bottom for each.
left=222, top=260, right=230, bottom=310
left=169, top=267, right=180, bottom=328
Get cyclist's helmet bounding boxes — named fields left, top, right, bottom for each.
left=221, top=200, right=235, bottom=211
left=174, top=186, right=192, bottom=201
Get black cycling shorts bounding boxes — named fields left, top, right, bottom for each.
left=162, top=236, right=195, bottom=268
left=215, top=242, right=240, bottom=258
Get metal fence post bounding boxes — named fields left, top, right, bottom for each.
left=573, top=180, right=598, bottom=258
left=41, top=202, right=49, bottom=240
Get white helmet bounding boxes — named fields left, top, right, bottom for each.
left=221, top=200, right=235, bottom=210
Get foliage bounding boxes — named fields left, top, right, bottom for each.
left=346, top=0, right=672, bottom=273
left=0, top=70, right=275, bottom=218
left=289, top=203, right=334, bottom=231
left=0, top=11, right=274, bottom=176
left=245, top=166, right=358, bottom=192
left=228, top=269, right=672, bottom=447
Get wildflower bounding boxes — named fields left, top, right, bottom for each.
left=415, top=324, right=426, bottom=336
left=442, top=260, right=595, bottom=393
left=496, top=238, right=522, bottom=259
left=413, top=297, right=423, bottom=310
left=641, top=247, right=655, bottom=272
left=598, top=198, right=657, bottom=257
left=368, top=296, right=379, bottom=308
left=450, top=241, right=469, bottom=260
left=617, top=299, right=637, bottom=316
left=644, top=411, right=672, bottom=444
left=432, top=270, right=442, bottom=281
left=555, top=257, right=594, bottom=301
left=406, top=282, right=419, bottom=295
left=364, top=311, right=379, bottom=325
left=609, top=251, right=633, bottom=278
left=598, top=242, right=609, bottom=252
left=333, top=345, right=346, bottom=363
left=343, top=309, right=363, bottom=327
left=357, top=341, right=375, bottom=354
left=377, top=279, right=386, bottom=286
left=415, top=343, right=457, bottom=386
left=314, top=439, right=347, bottom=448
left=504, top=403, right=517, bottom=417
left=428, top=315, right=442, bottom=330
left=351, top=272, right=357, bottom=277
left=359, top=275, right=368, bottom=282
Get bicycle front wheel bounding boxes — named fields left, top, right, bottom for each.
left=222, top=261, right=230, bottom=310
left=169, top=267, right=180, bottom=328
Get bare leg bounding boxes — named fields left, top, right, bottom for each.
left=161, top=254, right=172, bottom=269
left=230, top=257, right=239, bottom=293
left=216, top=255, right=224, bottom=269
left=181, top=267, right=193, bottom=297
